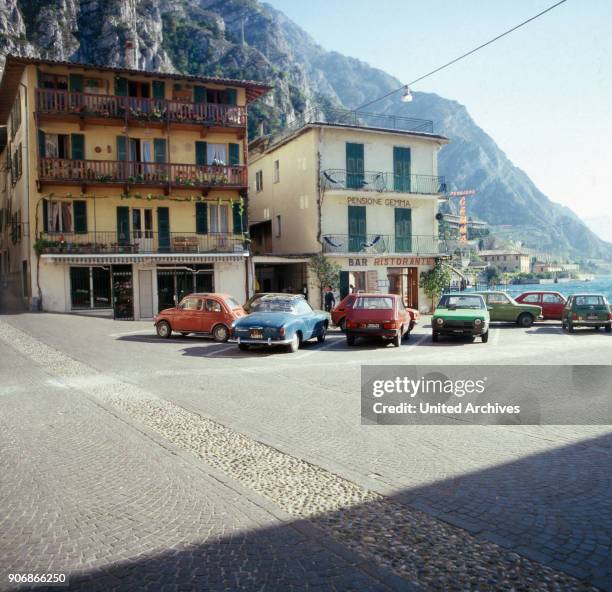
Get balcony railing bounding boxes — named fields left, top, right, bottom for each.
left=37, top=232, right=247, bottom=255
left=38, top=158, right=247, bottom=188
left=35, top=89, right=246, bottom=127
left=321, top=169, right=446, bottom=195
left=322, top=234, right=447, bottom=255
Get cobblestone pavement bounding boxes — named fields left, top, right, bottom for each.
left=0, top=317, right=606, bottom=591
left=0, top=332, right=409, bottom=592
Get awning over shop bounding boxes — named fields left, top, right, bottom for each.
left=41, top=253, right=249, bottom=265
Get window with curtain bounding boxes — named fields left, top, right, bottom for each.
left=207, top=144, right=227, bottom=166
left=209, top=204, right=228, bottom=233
left=46, top=201, right=73, bottom=233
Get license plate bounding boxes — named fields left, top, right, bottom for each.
left=587, top=314, right=598, bottom=320
left=367, top=323, right=380, bottom=328
left=250, top=329, right=263, bottom=339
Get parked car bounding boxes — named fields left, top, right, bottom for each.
left=231, top=294, right=328, bottom=352
left=561, top=294, right=611, bottom=332
left=155, top=293, right=246, bottom=342
left=331, top=293, right=356, bottom=331
left=332, top=293, right=420, bottom=332
left=345, top=293, right=416, bottom=347
left=515, top=291, right=567, bottom=320
left=476, top=291, right=542, bottom=327
left=243, top=292, right=303, bottom=313
left=432, top=293, right=490, bottom=342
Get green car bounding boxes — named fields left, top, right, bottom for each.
left=432, top=293, right=490, bottom=342
left=561, top=294, right=611, bottom=332
left=476, top=291, right=542, bottom=327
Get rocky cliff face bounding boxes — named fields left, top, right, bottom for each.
left=2, top=0, right=610, bottom=259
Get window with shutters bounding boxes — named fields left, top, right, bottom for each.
left=11, top=144, right=22, bottom=185
left=209, top=204, right=229, bottom=233
left=43, top=200, right=75, bottom=233
left=273, top=160, right=280, bottom=183
left=10, top=91, right=21, bottom=138
left=256, top=170, right=263, bottom=192
left=131, top=208, right=153, bottom=238
left=275, top=215, right=281, bottom=238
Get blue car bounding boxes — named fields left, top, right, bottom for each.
left=231, top=294, right=328, bottom=353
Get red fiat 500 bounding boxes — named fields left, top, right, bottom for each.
left=515, top=291, right=566, bottom=320
left=345, top=293, right=418, bottom=347
left=154, top=293, right=246, bottom=342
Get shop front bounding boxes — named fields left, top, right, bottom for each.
left=336, top=255, right=441, bottom=313
left=39, top=252, right=249, bottom=319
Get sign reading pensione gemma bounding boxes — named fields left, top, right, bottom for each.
left=361, top=365, right=612, bottom=425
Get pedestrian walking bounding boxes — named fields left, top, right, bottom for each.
left=324, top=285, right=336, bottom=312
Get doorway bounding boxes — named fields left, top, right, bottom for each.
left=388, top=267, right=418, bottom=309
left=138, top=269, right=153, bottom=318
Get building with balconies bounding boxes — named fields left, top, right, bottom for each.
left=248, top=108, right=450, bottom=311
left=0, top=55, right=269, bottom=318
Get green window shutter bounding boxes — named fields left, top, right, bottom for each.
left=42, top=199, right=49, bottom=232
left=153, top=138, right=167, bottom=163
left=116, top=206, right=130, bottom=245
left=195, top=202, right=208, bottom=235
left=226, top=88, right=237, bottom=105
left=194, top=86, right=206, bottom=103
left=152, top=80, right=165, bottom=99
left=195, top=141, right=207, bottom=166
left=394, top=207, right=412, bottom=252
left=393, top=147, right=411, bottom=192
left=115, top=76, right=128, bottom=96
left=348, top=205, right=366, bottom=252
left=38, top=130, right=46, bottom=158
left=339, top=271, right=350, bottom=300
left=346, top=143, right=364, bottom=189
left=71, top=134, right=85, bottom=160
left=232, top=202, right=243, bottom=233
left=228, top=143, right=240, bottom=165
left=69, top=74, right=83, bottom=92
left=116, top=136, right=127, bottom=161
left=74, top=200, right=87, bottom=233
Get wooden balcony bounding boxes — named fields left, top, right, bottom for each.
left=35, top=89, right=247, bottom=130
left=37, top=157, right=247, bottom=191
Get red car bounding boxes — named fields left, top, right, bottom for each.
left=333, top=293, right=419, bottom=332
left=515, top=291, right=567, bottom=320
left=345, top=293, right=418, bottom=347
left=155, top=293, right=246, bottom=342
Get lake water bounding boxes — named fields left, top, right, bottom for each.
left=464, top=276, right=612, bottom=301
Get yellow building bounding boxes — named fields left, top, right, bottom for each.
left=479, top=250, right=531, bottom=273
left=248, top=109, right=450, bottom=311
left=0, top=55, right=269, bottom=318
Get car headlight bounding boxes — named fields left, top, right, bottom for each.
left=474, top=318, right=482, bottom=326
left=436, top=317, right=444, bottom=325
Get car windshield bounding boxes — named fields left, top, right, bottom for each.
left=225, top=296, right=242, bottom=310
left=354, top=297, right=393, bottom=310
left=251, top=299, right=296, bottom=313
left=575, top=296, right=605, bottom=306
left=439, top=295, right=485, bottom=310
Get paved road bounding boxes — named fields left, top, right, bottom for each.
left=2, top=312, right=611, bottom=590
left=0, top=328, right=410, bottom=592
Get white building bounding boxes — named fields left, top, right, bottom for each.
left=248, top=108, right=450, bottom=311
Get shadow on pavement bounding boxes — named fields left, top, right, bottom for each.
left=19, top=433, right=612, bottom=591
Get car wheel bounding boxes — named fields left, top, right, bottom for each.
left=594, top=326, right=600, bottom=331
left=393, top=331, right=402, bottom=347
left=346, top=334, right=356, bottom=346
left=481, top=330, right=489, bottom=343
left=156, top=321, right=172, bottom=339
left=181, top=332, right=189, bottom=337
left=212, top=324, right=230, bottom=343
left=287, top=333, right=300, bottom=353
left=339, top=318, right=346, bottom=332
left=517, top=313, right=534, bottom=328
left=317, top=325, right=327, bottom=343
left=238, top=343, right=249, bottom=351
left=568, top=322, right=575, bottom=333
left=432, top=332, right=439, bottom=343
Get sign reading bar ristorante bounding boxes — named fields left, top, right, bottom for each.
left=348, top=257, right=437, bottom=266
left=346, top=197, right=412, bottom=207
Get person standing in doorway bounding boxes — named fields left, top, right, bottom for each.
left=324, top=285, right=336, bottom=312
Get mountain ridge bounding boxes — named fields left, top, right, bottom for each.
left=2, top=0, right=610, bottom=260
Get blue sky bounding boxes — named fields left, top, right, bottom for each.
left=265, top=0, right=612, bottom=223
